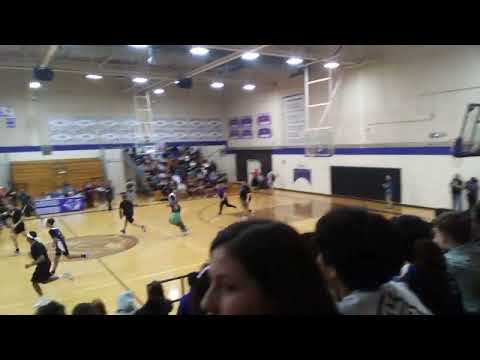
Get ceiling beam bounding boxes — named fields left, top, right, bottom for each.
left=128, top=45, right=270, bottom=93
left=39, top=45, right=59, bottom=68
left=203, top=45, right=318, bottom=61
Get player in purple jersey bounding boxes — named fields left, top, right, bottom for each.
left=216, top=182, right=237, bottom=215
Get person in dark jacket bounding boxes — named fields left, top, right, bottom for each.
left=450, top=174, right=464, bottom=211
left=135, top=281, right=172, bottom=315
left=466, top=177, right=479, bottom=210
left=104, top=181, right=114, bottom=211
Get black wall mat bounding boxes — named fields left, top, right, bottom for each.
left=331, top=166, right=401, bottom=203
left=233, top=150, right=272, bottom=182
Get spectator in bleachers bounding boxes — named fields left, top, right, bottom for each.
left=433, top=211, right=480, bottom=314
left=92, top=299, right=108, bottom=315
left=135, top=281, right=172, bottom=315
left=201, top=220, right=337, bottom=315
left=392, top=215, right=464, bottom=315
left=177, top=272, right=198, bottom=315
left=471, top=203, right=480, bottom=242
left=35, top=300, right=66, bottom=315
left=314, top=208, right=431, bottom=315
left=115, top=291, right=139, bottom=315
left=72, top=302, right=103, bottom=315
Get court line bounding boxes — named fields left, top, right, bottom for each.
left=57, top=217, right=144, bottom=305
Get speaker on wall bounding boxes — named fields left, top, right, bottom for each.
left=33, top=66, right=55, bottom=82
left=176, top=78, right=193, bottom=89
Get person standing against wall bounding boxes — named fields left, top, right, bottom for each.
left=450, top=174, right=464, bottom=211
left=104, top=181, right=114, bottom=211
left=382, top=175, right=393, bottom=209
left=466, top=177, right=478, bottom=211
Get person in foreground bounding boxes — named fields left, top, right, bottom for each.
left=391, top=215, right=464, bottom=315
left=314, top=208, right=431, bottom=315
left=35, top=300, right=66, bottom=315
left=135, top=281, right=172, bottom=315
left=201, top=220, right=338, bottom=315
left=433, top=211, right=480, bottom=314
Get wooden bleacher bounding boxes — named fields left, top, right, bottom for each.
left=10, top=158, right=104, bottom=197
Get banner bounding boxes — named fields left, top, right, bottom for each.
left=240, top=116, right=253, bottom=139
left=283, top=94, right=305, bottom=146
left=34, top=195, right=86, bottom=215
left=0, top=105, right=16, bottom=129
left=256, top=113, right=272, bottom=139
left=48, top=117, right=226, bottom=145
left=293, top=168, right=312, bottom=185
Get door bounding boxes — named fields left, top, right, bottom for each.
left=247, top=159, right=262, bottom=185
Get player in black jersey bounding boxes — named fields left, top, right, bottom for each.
left=239, top=182, right=253, bottom=218
left=6, top=205, right=26, bottom=255
left=46, top=218, right=88, bottom=274
left=119, top=193, right=146, bottom=234
left=25, top=231, right=73, bottom=307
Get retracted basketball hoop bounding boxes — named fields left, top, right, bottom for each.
left=304, top=127, right=334, bottom=157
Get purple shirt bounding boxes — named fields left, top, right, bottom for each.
left=217, top=187, right=225, bottom=198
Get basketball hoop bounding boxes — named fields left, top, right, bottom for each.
left=304, top=127, right=334, bottom=157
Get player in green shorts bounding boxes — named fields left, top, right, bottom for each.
left=169, top=202, right=190, bottom=236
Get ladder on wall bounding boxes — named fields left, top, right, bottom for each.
left=303, top=63, right=343, bottom=157
left=133, top=93, right=154, bottom=146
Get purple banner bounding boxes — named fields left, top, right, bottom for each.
left=240, top=116, right=253, bottom=139
left=257, top=114, right=271, bottom=126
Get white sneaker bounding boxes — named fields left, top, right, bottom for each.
left=182, top=230, right=191, bottom=236
left=33, top=297, right=51, bottom=308
left=61, top=272, right=74, bottom=281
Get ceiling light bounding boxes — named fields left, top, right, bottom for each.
left=86, top=74, right=103, bottom=80
left=241, top=52, right=260, bottom=61
left=286, top=57, right=303, bottom=66
left=29, top=81, right=41, bottom=89
left=174, top=80, right=180, bottom=84
left=190, top=47, right=209, bottom=56
left=324, top=61, right=340, bottom=69
left=129, top=45, right=149, bottom=49
left=243, top=83, right=256, bottom=91
left=132, top=77, right=148, bottom=84
left=153, top=88, right=165, bottom=95
left=210, top=81, right=224, bottom=89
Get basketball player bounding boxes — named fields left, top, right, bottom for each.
left=239, top=182, right=253, bottom=218
left=25, top=231, right=72, bottom=307
left=45, top=218, right=88, bottom=275
left=169, top=202, right=190, bottom=236
left=266, top=170, right=276, bottom=192
left=217, top=182, right=237, bottom=215
left=168, top=190, right=177, bottom=207
left=8, top=204, right=27, bottom=255
left=119, top=193, right=146, bottom=234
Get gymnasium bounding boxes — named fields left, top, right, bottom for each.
left=0, top=45, right=479, bottom=315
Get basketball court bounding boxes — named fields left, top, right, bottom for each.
left=0, top=188, right=433, bottom=315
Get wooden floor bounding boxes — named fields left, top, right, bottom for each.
left=0, top=189, right=434, bottom=315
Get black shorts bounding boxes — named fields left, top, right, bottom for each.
left=125, top=215, right=134, bottom=223
left=55, top=240, right=70, bottom=257
left=31, top=263, right=52, bottom=284
left=14, top=222, right=25, bottom=234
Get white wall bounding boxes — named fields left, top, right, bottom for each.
left=273, top=154, right=480, bottom=209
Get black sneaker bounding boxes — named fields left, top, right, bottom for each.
left=14, top=248, right=20, bottom=256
